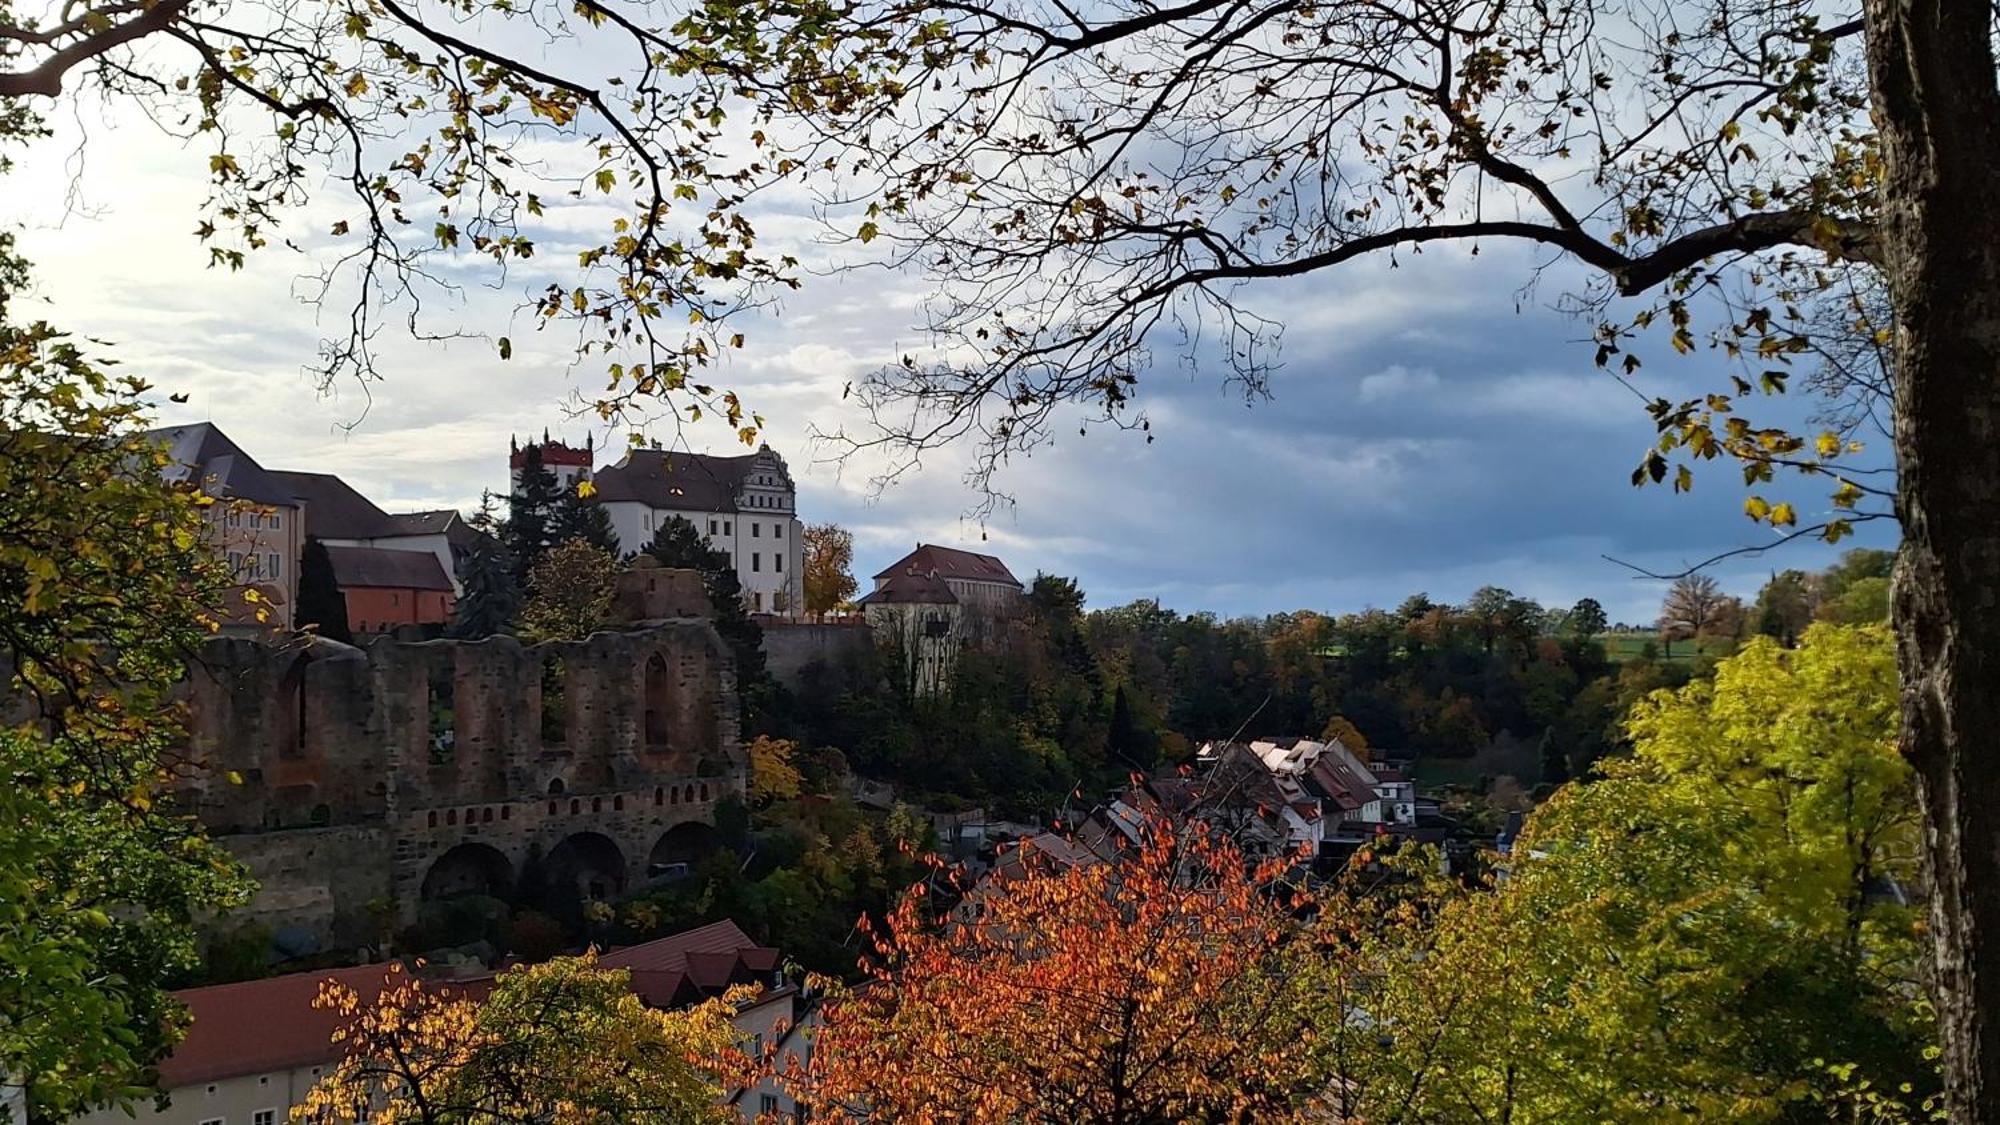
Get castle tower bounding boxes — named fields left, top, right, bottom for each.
left=509, top=431, right=595, bottom=494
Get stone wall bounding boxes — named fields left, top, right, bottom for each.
left=179, top=615, right=744, bottom=947
left=760, top=621, right=875, bottom=690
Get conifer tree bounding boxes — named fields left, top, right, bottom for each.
left=1538, top=726, right=1569, bottom=787
left=295, top=536, right=352, bottom=643
left=502, top=445, right=563, bottom=587
left=551, top=487, right=620, bottom=555
left=451, top=498, right=522, bottom=639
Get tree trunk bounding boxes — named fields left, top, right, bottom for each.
left=1866, top=0, right=2000, bottom=1114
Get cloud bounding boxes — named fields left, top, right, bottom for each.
left=5, top=96, right=1896, bottom=629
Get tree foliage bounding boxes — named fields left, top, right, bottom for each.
left=0, top=265, right=250, bottom=1117
left=302, top=956, right=750, bottom=1124
left=518, top=540, right=619, bottom=642
left=801, top=522, right=858, bottom=619
left=806, top=818, right=1326, bottom=1121
left=450, top=500, right=521, bottom=640
left=296, top=536, right=353, bottom=644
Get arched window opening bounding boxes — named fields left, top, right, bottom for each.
left=428, top=662, right=456, bottom=764
left=643, top=652, right=673, bottom=751
left=547, top=778, right=566, bottom=796
left=541, top=657, right=569, bottom=745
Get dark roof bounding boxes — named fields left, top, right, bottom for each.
left=146, top=423, right=296, bottom=506
left=271, top=469, right=393, bottom=538
left=592, top=449, right=760, bottom=512
left=873, top=544, right=1022, bottom=588
left=159, top=963, right=491, bottom=1087
left=600, top=920, right=779, bottom=1006
left=599, top=919, right=760, bottom=974
left=325, top=545, right=453, bottom=591
left=856, top=570, right=960, bottom=606
left=383, top=509, right=479, bottom=549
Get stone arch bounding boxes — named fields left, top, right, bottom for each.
left=643, top=651, right=674, bottom=751
left=647, top=822, right=720, bottom=879
left=421, top=842, right=513, bottom=901
left=546, top=832, right=626, bottom=902
left=547, top=777, right=565, bottom=796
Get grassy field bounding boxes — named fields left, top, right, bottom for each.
left=1595, top=631, right=1736, bottom=664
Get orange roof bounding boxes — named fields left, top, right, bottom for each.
left=159, top=963, right=491, bottom=1088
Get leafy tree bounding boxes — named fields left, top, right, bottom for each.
left=647, top=517, right=768, bottom=720
left=1319, top=715, right=1370, bottom=753
left=450, top=500, right=521, bottom=640
left=747, top=734, right=804, bottom=805
left=0, top=277, right=251, bottom=1117
left=550, top=486, right=620, bottom=555
left=518, top=540, right=618, bottom=643
left=1658, top=574, right=1732, bottom=656
left=1824, top=575, right=1892, bottom=624
left=295, top=536, right=352, bottom=644
left=1755, top=570, right=1819, bottom=644
left=303, top=956, right=750, bottom=1124
left=1331, top=626, right=1929, bottom=1121
left=1565, top=597, right=1609, bottom=640
left=805, top=816, right=1326, bottom=1120
left=801, top=522, right=859, bottom=619
left=503, top=446, right=564, bottom=588
left=1105, top=683, right=1156, bottom=771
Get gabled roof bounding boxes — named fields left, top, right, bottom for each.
left=326, top=545, right=454, bottom=591
left=159, top=963, right=491, bottom=1088
left=599, top=919, right=761, bottom=974
left=271, top=469, right=392, bottom=538
left=872, top=544, right=1022, bottom=588
left=146, top=423, right=296, bottom=506
left=855, top=570, right=959, bottom=606
left=600, top=920, right=778, bottom=1007
left=593, top=448, right=788, bottom=513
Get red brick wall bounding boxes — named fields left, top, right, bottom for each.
left=344, top=586, right=454, bottom=633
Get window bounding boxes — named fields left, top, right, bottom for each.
left=268, top=513, right=281, bottom=529
left=760, top=1094, right=781, bottom=1116
left=774, top=554, right=783, bottom=573
left=724, top=521, right=732, bottom=535
left=255, top=1110, right=277, bottom=1125
left=752, top=553, right=761, bottom=572
left=227, top=509, right=241, bottom=527
left=708, top=518, right=718, bottom=534
left=775, top=523, right=783, bottom=539
left=228, top=551, right=244, bottom=574
left=267, top=552, right=281, bottom=578
left=199, top=1118, right=224, bottom=1125
left=752, top=523, right=760, bottom=537
left=751, top=591, right=763, bottom=611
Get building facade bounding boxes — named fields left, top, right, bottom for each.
left=151, top=424, right=306, bottom=632
left=589, top=443, right=806, bottom=617
left=323, top=545, right=456, bottom=634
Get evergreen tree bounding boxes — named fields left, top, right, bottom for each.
left=1106, top=684, right=1156, bottom=772
left=503, top=445, right=563, bottom=586
left=1538, top=726, right=1569, bottom=787
left=551, top=487, right=620, bottom=554
left=296, top=536, right=352, bottom=643
left=646, top=517, right=768, bottom=719
left=452, top=499, right=522, bottom=639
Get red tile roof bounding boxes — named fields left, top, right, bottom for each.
left=158, top=963, right=491, bottom=1088
left=598, top=919, right=760, bottom=974
left=325, top=545, right=454, bottom=592
left=872, top=544, right=1022, bottom=589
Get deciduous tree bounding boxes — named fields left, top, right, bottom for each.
left=302, top=956, right=750, bottom=1124
left=805, top=818, right=1327, bottom=1121
left=0, top=261, right=250, bottom=1118
left=1658, top=574, right=1731, bottom=655
left=801, top=523, right=858, bottom=620
left=518, top=540, right=619, bottom=642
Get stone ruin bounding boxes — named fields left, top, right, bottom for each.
left=176, top=563, right=742, bottom=948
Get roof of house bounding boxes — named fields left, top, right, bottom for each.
left=855, top=569, right=960, bottom=606
left=872, top=544, right=1022, bottom=588
left=271, top=469, right=392, bottom=538
left=325, top=545, right=454, bottom=591
left=592, top=449, right=776, bottom=513
left=158, top=962, right=490, bottom=1088
left=600, top=920, right=780, bottom=1006
left=146, top=423, right=296, bottom=506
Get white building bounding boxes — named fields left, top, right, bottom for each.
left=590, top=444, right=805, bottom=616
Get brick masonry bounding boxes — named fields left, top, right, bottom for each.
left=178, top=612, right=744, bottom=946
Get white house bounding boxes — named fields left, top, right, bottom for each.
left=589, top=444, right=805, bottom=617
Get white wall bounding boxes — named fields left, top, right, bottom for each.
left=608, top=503, right=804, bottom=618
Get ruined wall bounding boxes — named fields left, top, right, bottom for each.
left=760, top=621, right=874, bottom=690
left=180, top=611, right=743, bottom=947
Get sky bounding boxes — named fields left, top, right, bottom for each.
left=6, top=91, right=1896, bottom=627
